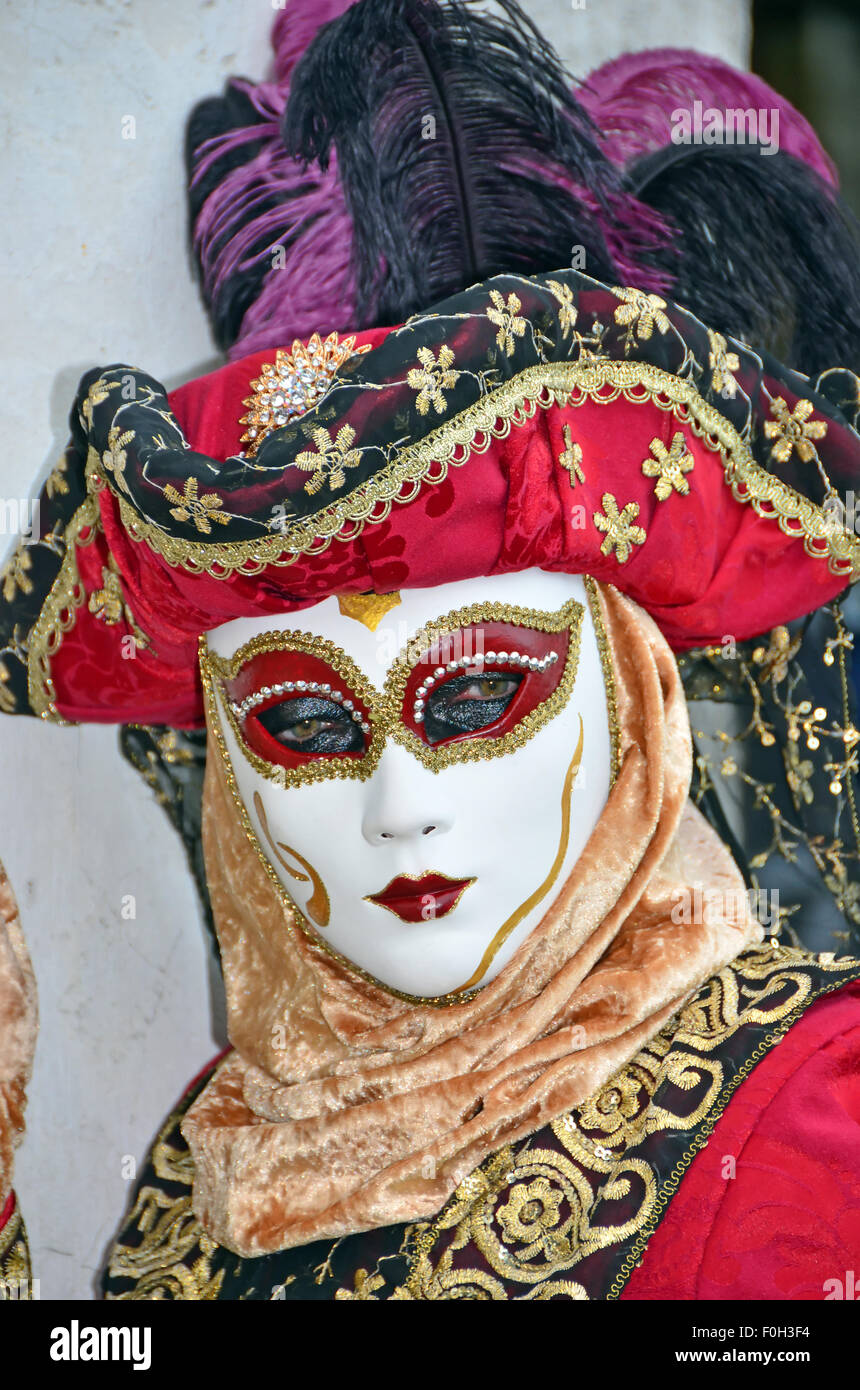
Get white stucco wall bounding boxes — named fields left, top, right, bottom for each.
left=0, top=0, right=749, bottom=1300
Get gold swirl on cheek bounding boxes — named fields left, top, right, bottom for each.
left=253, top=790, right=331, bottom=928
left=456, top=715, right=585, bottom=991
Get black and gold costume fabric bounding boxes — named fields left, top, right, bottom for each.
left=103, top=943, right=860, bottom=1300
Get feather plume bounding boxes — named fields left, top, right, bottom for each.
left=629, top=144, right=860, bottom=375
left=283, top=0, right=668, bottom=325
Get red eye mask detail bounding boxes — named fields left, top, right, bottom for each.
left=221, top=649, right=370, bottom=768
left=403, top=623, right=571, bottom=745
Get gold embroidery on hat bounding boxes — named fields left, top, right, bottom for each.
left=486, top=290, right=527, bottom=355
left=407, top=345, right=460, bottom=415
left=294, top=425, right=363, bottom=496
left=87, top=557, right=150, bottom=650
left=559, top=424, right=585, bottom=487
left=764, top=397, right=828, bottom=464
left=101, top=358, right=860, bottom=581
left=641, top=431, right=694, bottom=501
left=593, top=494, right=647, bottom=564
left=164, top=478, right=229, bottom=534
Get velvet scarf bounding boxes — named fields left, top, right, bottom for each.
left=0, top=861, right=37, bottom=1209
left=182, top=583, right=762, bottom=1257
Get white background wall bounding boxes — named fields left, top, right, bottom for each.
left=0, top=0, right=749, bottom=1300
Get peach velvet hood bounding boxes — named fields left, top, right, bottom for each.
left=182, top=583, right=762, bottom=1257
left=0, top=861, right=37, bottom=1210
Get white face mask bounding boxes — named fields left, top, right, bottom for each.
left=204, top=570, right=612, bottom=1000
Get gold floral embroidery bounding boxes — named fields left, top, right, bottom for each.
left=0, top=660, right=15, bottom=713
left=102, top=425, right=135, bottom=495
left=486, top=289, right=527, bottom=355
left=546, top=280, right=577, bottom=336
left=641, top=431, right=694, bottom=500
left=785, top=739, right=815, bottom=807
left=559, top=424, right=585, bottom=486
left=497, top=1177, right=564, bottom=1248
left=764, top=397, right=828, bottom=463
left=0, top=546, right=33, bottom=602
left=407, top=345, right=459, bottom=415
left=87, top=561, right=149, bottom=649
left=593, top=493, right=646, bottom=563
left=612, top=287, right=670, bottom=340
left=88, top=569, right=123, bottom=625
left=707, top=329, right=740, bottom=398
left=45, top=455, right=70, bottom=498
left=294, top=425, right=363, bottom=495
left=576, top=1072, right=642, bottom=1136
left=163, top=478, right=229, bottom=534
left=751, top=625, right=800, bottom=684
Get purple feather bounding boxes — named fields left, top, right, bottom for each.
left=579, top=47, right=839, bottom=188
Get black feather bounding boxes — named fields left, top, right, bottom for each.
left=629, top=143, right=860, bottom=375
left=283, top=0, right=635, bottom=324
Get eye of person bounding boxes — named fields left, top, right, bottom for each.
left=256, top=696, right=364, bottom=755
left=422, top=672, right=523, bottom=745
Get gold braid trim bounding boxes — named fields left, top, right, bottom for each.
left=27, top=495, right=101, bottom=721
left=0, top=1203, right=33, bottom=1300
left=101, top=361, right=860, bottom=579
left=395, top=944, right=860, bottom=1301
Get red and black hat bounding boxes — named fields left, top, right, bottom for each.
left=1, top=268, right=857, bottom=728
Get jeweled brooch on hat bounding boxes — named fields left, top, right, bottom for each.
left=239, top=331, right=371, bottom=458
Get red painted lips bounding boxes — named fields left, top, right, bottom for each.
left=365, top=872, right=475, bottom=923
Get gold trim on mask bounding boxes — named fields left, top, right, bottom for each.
left=203, top=597, right=585, bottom=788
left=254, top=791, right=331, bottom=928
left=584, top=576, right=620, bottom=785
left=456, top=716, right=584, bottom=990
left=337, top=591, right=402, bottom=630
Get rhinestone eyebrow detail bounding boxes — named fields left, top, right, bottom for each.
left=411, top=650, right=560, bottom=723
left=230, top=680, right=368, bottom=730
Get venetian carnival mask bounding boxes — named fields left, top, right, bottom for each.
left=203, top=569, right=613, bottom=999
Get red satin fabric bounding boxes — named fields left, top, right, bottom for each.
left=622, top=979, right=860, bottom=1301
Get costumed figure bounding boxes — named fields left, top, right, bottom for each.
left=1, top=0, right=860, bottom=1301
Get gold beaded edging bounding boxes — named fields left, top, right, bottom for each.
left=101, top=360, right=860, bottom=579
left=583, top=576, right=620, bottom=785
